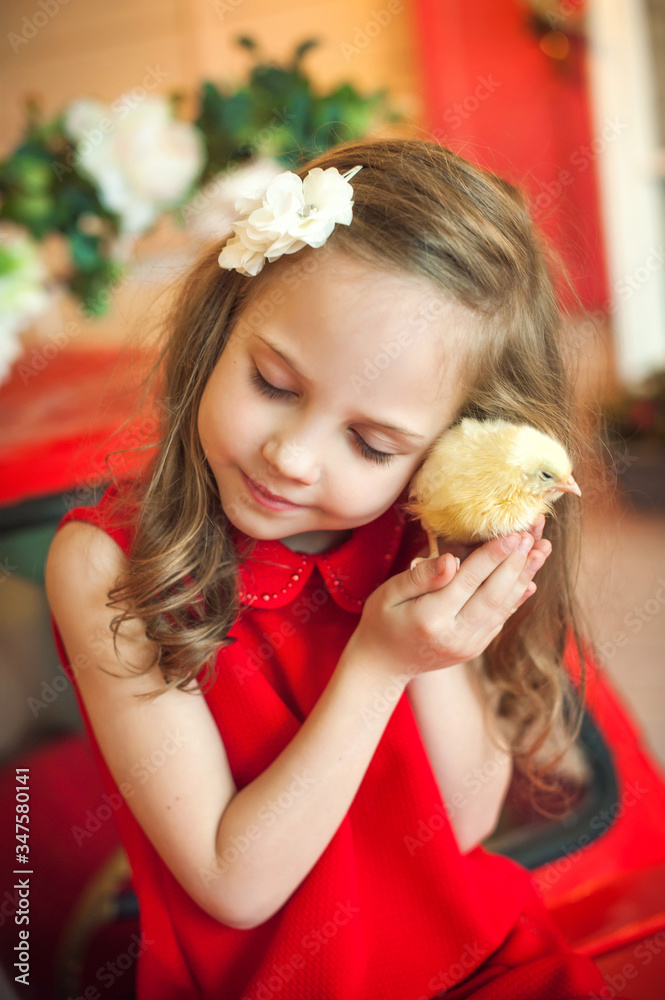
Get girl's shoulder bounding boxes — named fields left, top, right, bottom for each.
left=47, top=479, right=143, bottom=606
left=56, top=478, right=141, bottom=559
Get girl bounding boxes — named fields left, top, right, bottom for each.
left=46, top=139, right=628, bottom=1000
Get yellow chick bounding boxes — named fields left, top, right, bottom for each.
left=404, top=417, right=581, bottom=569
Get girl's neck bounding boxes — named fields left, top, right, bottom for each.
left=280, top=528, right=353, bottom=554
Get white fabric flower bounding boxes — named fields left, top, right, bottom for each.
left=64, top=96, right=206, bottom=235
left=184, top=158, right=284, bottom=242
left=218, top=165, right=362, bottom=276
left=0, top=225, right=50, bottom=387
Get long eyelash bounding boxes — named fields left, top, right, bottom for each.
left=249, top=367, right=293, bottom=400
left=353, top=434, right=395, bottom=466
left=249, top=365, right=395, bottom=466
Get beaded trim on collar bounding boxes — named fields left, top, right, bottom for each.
left=228, top=503, right=408, bottom=613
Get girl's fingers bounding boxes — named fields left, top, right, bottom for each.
left=492, top=539, right=549, bottom=608
left=507, top=581, right=537, bottom=616
left=530, top=515, right=546, bottom=541
left=394, top=551, right=458, bottom=604
left=456, top=533, right=550, bottom=627
left=395, top=529, right=550, bottom=619
left=445, top=532, right=526, bottom=616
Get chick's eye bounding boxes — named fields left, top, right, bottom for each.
left=249, top=366, right=295, bottom=400
left=539, top=471, right=554, bottom=480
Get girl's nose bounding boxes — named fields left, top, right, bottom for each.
left=262, top=434, right=319, bottom=486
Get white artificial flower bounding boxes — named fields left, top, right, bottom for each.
left=64, top=96, right=206, bottom=235
left=63, top=99, right=108, bottom=141
left=184, top=157, right=284, bottom=242
left=218, top=165, right=362, bottom=276
left=0, top=225, right=50, bottom=387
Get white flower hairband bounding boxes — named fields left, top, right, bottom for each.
left=217, top=164, right=363, bottom=276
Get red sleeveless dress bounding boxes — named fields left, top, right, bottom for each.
left=50, top=483, right=623, bottom=1000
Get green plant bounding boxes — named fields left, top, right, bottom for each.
left=0, top=38, right=398, bottom=319
left=194, top=37, right=395, bottom=179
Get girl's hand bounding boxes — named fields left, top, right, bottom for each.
left=343, top=516, right=551, bottom=682
left=429, top=513, right=548, bottom=567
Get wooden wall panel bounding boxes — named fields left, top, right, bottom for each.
left=1, top=0, right=424, bottom=346
left=1, top=0, right=424, bottom=153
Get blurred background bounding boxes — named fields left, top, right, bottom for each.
left=0, top=1, right=664, bottom=997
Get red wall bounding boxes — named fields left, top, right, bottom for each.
left=413, top=0, right=610, bottom=313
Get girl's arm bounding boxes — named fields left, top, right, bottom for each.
left=47, top=519, right=544, bottom=931
left=46, top=521, right=413, bottom=931
left=406, top=661, right=512, bottom=854
left=404, top=517, right=549, bottom=853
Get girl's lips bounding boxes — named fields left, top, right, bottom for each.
left=241, top=470, right=304, bottom=511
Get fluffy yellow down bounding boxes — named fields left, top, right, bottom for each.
left=403, top=417, right=576, bottom=543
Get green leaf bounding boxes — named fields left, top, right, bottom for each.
left=197, top=81, right=227, bottom=129
left=67, top=229, right=103, bottom=273
left=2, top=34, right=400, bottom=320
left=220, top=89, right=254, bottom=135
left=292, top=39, right=319, bottom=68
left=68, top=262, right=124, bottom=317
left=3, top=148, right=54, bottom=195
left=250, top=65, right=311, bottom=107
left=1, top=192, right=55, bottom=239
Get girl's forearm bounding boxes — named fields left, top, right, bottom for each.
left=211, top=652, right=409, bottom=929
left=406, top=661, right=513, bottom=854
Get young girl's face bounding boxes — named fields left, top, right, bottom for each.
left=198, top=249, right=476, bottom=552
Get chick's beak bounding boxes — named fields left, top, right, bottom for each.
left=555, top=474, right=582, bottom=497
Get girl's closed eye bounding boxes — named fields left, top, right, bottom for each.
left=249, top=365, right=295, bottom=401
left=248, top=365, right=396, bottom=467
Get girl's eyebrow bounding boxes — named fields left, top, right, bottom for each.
left=255, top=334, right=425, bottom=441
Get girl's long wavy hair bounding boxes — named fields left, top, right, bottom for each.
left=105, top=137, right=605, bottom=817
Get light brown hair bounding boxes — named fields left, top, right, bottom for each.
left=104, top=137, right=603, bottom=817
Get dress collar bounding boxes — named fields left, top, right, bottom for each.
left=228, top=502, right=409, bottom=613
